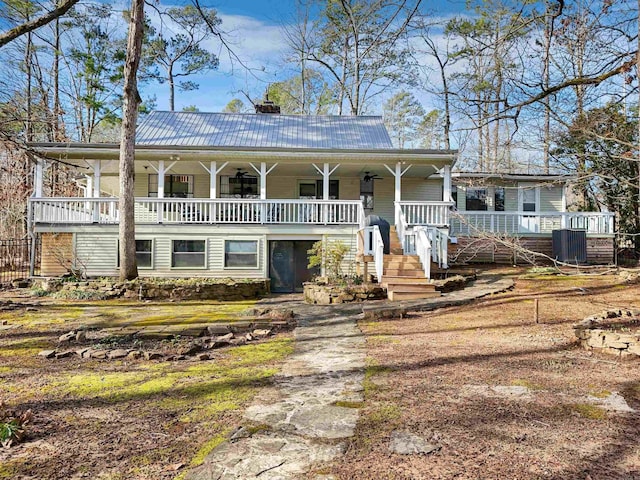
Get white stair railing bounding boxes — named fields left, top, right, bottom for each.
left=427, top=227, right=449, bottom=269
left=415, top=227, right=432, bottom=280
left=360, top=225, right=385, bottom=282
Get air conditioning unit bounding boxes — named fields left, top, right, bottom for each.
left=552, top=229, right=587, bottom=264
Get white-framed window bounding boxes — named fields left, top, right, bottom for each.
left=224, top=240, right=258, bottom=268
left=465, top=188, right=488, bottom=211
left=148, top=174, right=194, bottom=198
left=298, top=180, right=339, bottom=199
left=519, top=184, right=539, bottom=212
left=220, top=175, right=259, bottom=198
left=172, top=240, right=206, bottom=268
left=117, top=239, right=154, bottom=269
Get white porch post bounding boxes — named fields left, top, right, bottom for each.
left=312, top=163, right=339, bottom=224
left=250, top=162, right=278, bottom=222
left=443, top=164, right=451, bottom=202
left=148, top=159, right=177, bottom=223
left=384, top=162, right=412, bottom=226
left=86, top=160, right=102, bottom=222
left=33, top=159, right=44, bottom=197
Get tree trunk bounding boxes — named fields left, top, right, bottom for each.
left=169, top=65, right=175, bottom=111
left=118, top=0, right=144, bottom=281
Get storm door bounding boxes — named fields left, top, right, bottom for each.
left=269, top=241, right=319, bottom=293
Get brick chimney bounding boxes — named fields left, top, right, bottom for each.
left=254, top=92, right=281, bottom=114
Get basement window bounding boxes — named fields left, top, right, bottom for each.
left=224, top=240, right=258, bottom=268
left=172, top=240, right=206, bottom=268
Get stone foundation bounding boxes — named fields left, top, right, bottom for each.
left=574, top=309, right=640, bottom=359
left=303, top=283, right=386, bottom=305
left=34, top=277, right=270, bottom=301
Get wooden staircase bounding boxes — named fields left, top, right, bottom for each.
left=381, top=227, right=440, bottom=301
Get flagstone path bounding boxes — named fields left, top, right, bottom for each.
left=185, top=274, right=514, bottom=480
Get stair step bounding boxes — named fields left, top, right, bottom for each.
left=383, top=269, right=425, bottom=277
left=382, top=276, right=432, bottom=285
left=388, top=290, right=441, bottom=301
left=384, top=283, right=437, bottom=292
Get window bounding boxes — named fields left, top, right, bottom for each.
left=451, top=185, right=458, bottom=207
left=298, top=180, right=339, bottom=199
left=522, top=188, right=536, bottom=212
left=225, top=240, right=258, bottom=268
left=149, top=174, right=194, bottom=198
left=494, top=187, right=505, bottom=212
left=360, top=179, right=374, bottom=212
left=117, top=239, right=153, bottom=269
left=465, top=188, right=488, bottom=211
left=220, top=175, right=258, bottom=198
left=172, top=240, right=206, bottom=268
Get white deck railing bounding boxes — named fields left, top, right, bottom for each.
left=30, top=198, right=365, bottom=226
left=451, top=211, right=615, bottom=235
left=397, top=201, right=454, bottom=226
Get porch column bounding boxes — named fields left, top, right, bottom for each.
left=199, top=160, right=228, bottom=199
left=148, top=159, right=177, bottom=223
left=33, top=159, right=44, bottom=197
left=384, top=162, right=412, bottom=226
left=85, top=176, right=93, bottom=198
left=312, top=163, right=339, bottom=224
left=85, top=160, right=102, bottom=223
left=250, top=162, right=278, bottom=223
left=443, top=164, right=452, bottom=202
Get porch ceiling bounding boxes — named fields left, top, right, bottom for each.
left=31, top=143, right=456, bottom=172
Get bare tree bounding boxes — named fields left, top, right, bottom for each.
left=118, top=0, right=145, bottom=281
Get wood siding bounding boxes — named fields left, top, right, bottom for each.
left=41, top=233, right=73, bottom=277
left=450, top=235, right=613, bottom=265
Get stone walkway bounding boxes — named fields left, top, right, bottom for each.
left=184, top=274, right=514, bottom=479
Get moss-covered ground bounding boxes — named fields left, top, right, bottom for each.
left=0, top=295, right=293, bottom=479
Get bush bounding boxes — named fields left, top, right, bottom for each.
left=308, top=240, right=351, bottom=282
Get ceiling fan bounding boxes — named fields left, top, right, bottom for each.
left=363, top=171, right=382, bottom=182
left=235, top=168, right=248, bottom=178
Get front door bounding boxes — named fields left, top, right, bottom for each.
left=518, top=184, right=539, bottom=233
left=269, top=241, right=319, bottom=293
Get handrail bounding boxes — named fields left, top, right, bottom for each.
left=371, top=225, right=384, bottom=282
left=30, top=197, right=364, bottom=226
left=451, top=210, right=615, bottom=235
left=414, top=227, right=432, bottom=280
left=397, top=201, right=454, bottom=226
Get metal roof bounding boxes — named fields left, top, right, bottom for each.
left=136, top=111, right=394, bottom=149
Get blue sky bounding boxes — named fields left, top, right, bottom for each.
left=143, top=0, right=465, bottom=113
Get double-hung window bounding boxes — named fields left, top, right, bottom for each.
left=172, top=240, right=206, bottom=268
left=465, top=188, right=488, bottom=211
left=224, top=240, right=258, bottom=268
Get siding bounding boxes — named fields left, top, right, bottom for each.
left=505, top=185, right=518, bottom=211
left=372, top=177, right=394, bottom=222
left=41, top=233, right=73, bottom=277
left=540, top=185, right=563, bottom=212
left=75, top=232, right=268, bottom=278
left=324, top=233, right=359, bottom=277
left=402, top=178, right=442, bottom=202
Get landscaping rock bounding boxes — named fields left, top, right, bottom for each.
left=252, top=329, right=271, bottom=338
left=389, top=430, right=441, bottom=455
left=75, top=348, right=90, bottom=357
left=196, top=353, right=210, bottom=361
left=144, top=351, right=164, bottom=361
left=127, top=351, right=143, bottom=360
left=58, top=332, right=76, bottom=343
left=38, top=350, right=56, bottom=359
left=75, top=330, right=87, bottom=342
left=107, top=349, right=129, bottom=359
left=207, top=324, right=231, bottom=335
left=91, top=350, right=108, bottom=359
left=179, top=345, right=201, bottom=356
left=55, top=350, right=75, bottom=359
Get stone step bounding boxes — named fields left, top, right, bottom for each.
left=388, top=289, right=441, bottom=301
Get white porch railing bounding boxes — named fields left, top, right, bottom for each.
left=397, top=201, right=454, bottom=226
left=30, top=198, right=365, bottom=226
left=451, top=211, right=615, bottom=236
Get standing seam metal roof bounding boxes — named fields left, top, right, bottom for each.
left=136, top=111, right=394, bottom=149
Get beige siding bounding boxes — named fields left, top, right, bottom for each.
left=402, top=178, right=442, bottom=202
left=540, top=185, right=563, bottom=212
left=325, top=233, right=359, bottom=277
left=75, top=232, right=268, bottom=278
left=372, top=177, right=395, bottom=222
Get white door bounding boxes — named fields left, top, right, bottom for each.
left=518, top=184, right=539, bottom=233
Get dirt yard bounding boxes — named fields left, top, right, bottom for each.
left=334, top=269, right=640, bottom=480
left=0, top=295, right=293, bottom=480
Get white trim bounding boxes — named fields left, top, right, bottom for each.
left=170, top=238, right=208, bottom=269
left=223, top=238, right=260, bottom=270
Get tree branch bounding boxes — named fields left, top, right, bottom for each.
left=0, top=0, right=80, bottom=48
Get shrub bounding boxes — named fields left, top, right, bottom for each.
left=307, top=240, right=350, bottom=282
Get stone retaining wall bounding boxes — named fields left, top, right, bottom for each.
left=303, top=283, right=386, bottom=305
left=574, top=309, right=640, bottom=359
left=34, top=277, right=270, bottom=301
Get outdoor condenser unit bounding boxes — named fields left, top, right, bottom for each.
left=552, top=229, right=587, bottom=264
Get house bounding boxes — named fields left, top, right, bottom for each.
left=27, top=110, right=615, bottom=299
left=449, top=172, right=615, bottom=264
